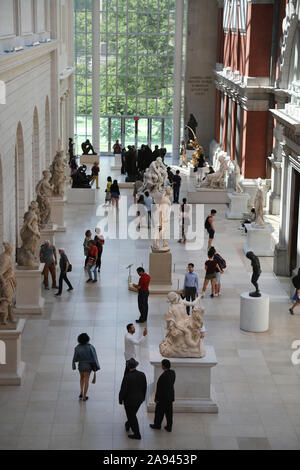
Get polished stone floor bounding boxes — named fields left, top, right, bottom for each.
left=1, top=157, right=300, bottom=450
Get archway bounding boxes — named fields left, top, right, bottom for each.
left=0, top=157, right=3, bottom=247
left=32, top=107, right=40, bottom=193
left=45, top=96, right=51, bottom=168
left=15, top=122, right=25, bottom=247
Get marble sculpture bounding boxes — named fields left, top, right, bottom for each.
left=0, top=243, right=17, bottom=327
left=201, top=155, right=228, bottom=189
left=153, top=186, right=172, bottom=252
left=252, top=178, right=265, bottom=227
left=17, top=202, right=41, bottom=268
left=36, top=170, right=54, bottom=228
left=50, top=140, right=66, bottom=197
left=141, top=157, right=167, bottom=195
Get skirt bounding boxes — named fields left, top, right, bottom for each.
left=78, top=362, right=92, bottom=373
left=292, top=290, right=300, bottom=303
left=205, top=273, right=216, bottom=280
left=111, top=192, right=119, bottom=199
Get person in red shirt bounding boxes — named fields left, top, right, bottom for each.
left=86, top=240, right=98, bottom=283
left=133, top=267, right=151, bottom=323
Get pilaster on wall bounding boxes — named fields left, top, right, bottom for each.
left=241, top=109, right=268, bottom=178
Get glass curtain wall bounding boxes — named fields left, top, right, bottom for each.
left=74, top=0, right=186, bottom=155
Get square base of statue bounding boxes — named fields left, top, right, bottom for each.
left=147, top=346, right=218, bottom=413
left=67, top=188, right=97, bottom=204
left=39, top=225, right=57, bottom=248
left=226, top=193, right=250, bottom=219
left=110, top=154, right=122, bottom=170
left=188, top=188, right=230, bottom=204
left=80, top=154, right=99, bottom=165
left=240, top=292, right=270, bottom=332
left=149, top=251, right=172, bottom=285
left=118, top=181, right=134, bottom=189
left=15, top=265, right=45, bottom=315
left=243, top=223, right=275, bottom=257
left=49, top=197, right=67, bottom=231
left=0, top=319, right=26, bottom=385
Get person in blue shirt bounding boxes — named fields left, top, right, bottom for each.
left=183, top=263, right=199, bottom=314
left=144, top=191, right=154, bottom=228
left=72, top=333, right=100, bottom=401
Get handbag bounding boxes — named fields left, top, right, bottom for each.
left=67, top=263, right=72, bottom=272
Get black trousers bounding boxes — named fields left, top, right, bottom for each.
left=154, top=401, right=173, bottom=430
left=184, top=286, right=196, bottom=315
left=96, top=249, right=102, bottom=270
left=125, top=404, right=141, bottom=437
left=58, top=271, right=73, bottom=294
left=138, top=290, right=149, bottom=321
left=173, top=185, right=180, bottom=203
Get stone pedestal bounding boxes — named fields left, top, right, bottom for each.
left=67, top=188, right=97, bottom=204
left=0, top=319, right=26, bottom=385
left=110, top=154, right=122, bottom=170
left=188, top=188, right=230, bottom=204
left=226, top=193, right=250, bottom=219
left=240, top=292, right=270, bottom=333
left=80, top=154, right=99, bottom=165
left=149, top=251, right=172, bottom=285
left=147, top=346, right=218, bottom=413
left=49, top=197, right=66, bottom=232
left=15, top=265, right=45, bottom=315
left=243, top=223, right=275, bottom=257
left=39, top=225, right=57, bottom=248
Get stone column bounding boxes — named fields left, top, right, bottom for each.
left=227, top=97, right=232, bottom=156
left=172, top=0, right=184, bottom=164
left=219, top=91, right=224, bottom=145
left=92, top=0, right=100, bottom=153
left=235, top=103, right=242, bottom=165
left=274, top=151, right=290, bottom=276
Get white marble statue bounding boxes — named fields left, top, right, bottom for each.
left=201, top=155, right=229, bottom=189
left=153, top=186, right=172, bottom=252
left=159, top=292, right=205, bottom=358
left=233, top=161, right=243, bottom=193
left=252, top=178, right=265, bottom=227
left=17, top=203, right=41, bottom=268
left=0, top=243, right=17, bottom=327
left=36, top=170, right=54, bottom=228
left=142, top=157, right=167, bottom=195
left=49, top=140, right=66, bottom=198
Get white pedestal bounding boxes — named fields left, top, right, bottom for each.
left=147, top=346, right=218, bottom=413
left=188, top=188, right=230, bottom=204
left=49, top=197, right=66, bottom=231
left=80, top=154, right=99, bottom=165
left=240, top=292, right=270, bottom=332
left=15, top=265, right=45, bottom=315
left=149, top=251, right=172, bottom=285
left=226, top=193, right=250, bottom=219
left=39, top=226, right=57, bottom=248
left=0, top=319, right=26, bottom=385
left=67, top=188, right=97, bottom=204
left=243, top=223, right=275, bottom=257
left=111, top=154, right=122, bottom=170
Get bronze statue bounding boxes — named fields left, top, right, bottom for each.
left=185, top=125, right=205, bottom=168
left=187, top=114, right=198, bottom=142
left=246, top=251, right=262, bottom=297
left=81, top=139, right=97, bottom=155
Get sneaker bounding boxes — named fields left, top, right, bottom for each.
left=67, top=288, right=73, bottom=292
left=55, top=293, right=61, bottom=297
left=210, top=293, right=214, bottom=298
left=92, top=280, right=97, bottom=283
left=289, top=308, right=294, bottom=315
left=86, top=279, right=92, bottom=283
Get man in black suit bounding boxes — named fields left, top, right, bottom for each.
left=149, top=359, right=176, bottom=432
left=119, top=358, right=147, bottom=440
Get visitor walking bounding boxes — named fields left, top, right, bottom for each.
left=90, top=161, right=100, bottom=189
left=105, top=176, right=112, bottom=206
left=94, top=227, right=105, bottom=273
left=209, top=246, right=226, bottom=296
left=121, top=147, right=127, bottom=175
left=144, top=191, right=153, bottom=228
left=83, top=230, right=92, bottom=269
left=201, top=249, right=223, bottom=298
left=136, top=194, right=145, bottom=229
left=172, top=170, right=181, bottom=204
left=40, top=240, right=57, bottom=289
left=132, top=267, right=151, bottom=323
left=124, top=323, right=147, bottom=374
left=110, top=179, right=120, bottom=209
left=289, top=268, right=300, bottom=315
left=119, top=358, right=147, bottom=440
left=149, top=359, right=176, bottom=432
left=183, top=263, right=199, bottom=314
left=86, top=240, right=98, bottom=283
left=180, top=140, right=188, bottom=167
left=196, top=152, right=206, bottom=183
left=178, top=198, right=190, bottom=244
left=133, top=175, right=143, bottom=204
left=205, top=209, right=217, bottom=249
left=55, top=248, right=73, bottom=296
left=72, top=333, right=100, bottom=402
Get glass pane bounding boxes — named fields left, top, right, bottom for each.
left=152, top=119, right=162, bottom=148
left=125, top=119, right=136, bottom=147
left=111, top=118, right=122, bottom=147
left=164, top=118, right=172, bottom=153
left=100, top=118, right=108, bottom=153
left=137, top=119, right=148, bottom=148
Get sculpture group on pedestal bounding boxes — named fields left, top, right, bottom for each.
left=141, top=157, right=167, bottom=196
left=36, top=170, right=54, bottom=229
left=152, top=186, right=172, bottom=252
left=0, top=243, right=17, bottom=328
left=71, top=164, right=91, bottom=188
left=159, top=292, right=205, bottom=358
left=50, top=140, right=66, bottom=198
left=81, top=139, right=97, bottom=155
left=17, top=202, right=41, bottom=268
left=201, top=155, right=229, bottom=189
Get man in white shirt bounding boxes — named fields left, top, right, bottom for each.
left=124, top=323, right=147, bottom=375
left=144, top=191, right=154, bottom=228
